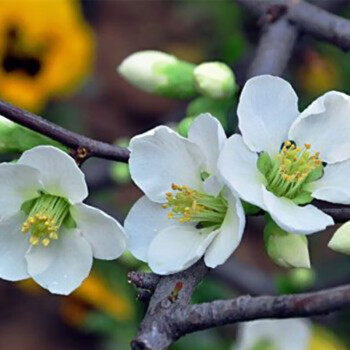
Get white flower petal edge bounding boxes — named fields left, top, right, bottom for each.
left=188, top=113, right=226, bottom=195
left=289, top=91, right=350, bottom=164
left=238, top=75, right=299, bottom=156
left=218, top=134, right=266, bottom=210
left=234, top=319, right=311, bottom=350
left=71, top=203, right=126, bottom=260
left=262, top=187, right=334, bottom=234
left=124, top=195, right=182, bottom=262
left=0, top=163, right=40, bottom=220
left=204, top=190, right=245, bottom=268
left=18, top=146, right=88, bottom=204
left=309, top=159, right=350, bottom=204
left=147, top=225, right=218, bottom=275
left=26, top=228, right=93, bottom=295
left=0, top=212, right=31, bottom=281
left=129, top=126, right=205, bottom=203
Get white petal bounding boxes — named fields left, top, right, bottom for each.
left=129, top=126, right=205, bottom=203
left=235, top=319, right=311, bottom=350
left=218, top=134, right=266, bottom=209
left=0, top=163, right=40, bottom=219
left=204, top=191, right=245, bottom=268
left=262, top=187, right=334, bottom=234
left=0, top=212, right=30, bottom=281
left=238, top=75, right=299, bottom=155
left=147, top=226, right=217, bottom=275
left=124, top=196, right=180, bottom=262
left=202, top=174, right=224, bottom=197
left=18, top=146, right=88, bottom=204
left=188, top=113, right=226, bottom=175
left=289, top=91, right=350, bottom=164
left=26, top=229, right=93, bottom=295
left=309, top=160, right=350, bottom=204
left=71, top=203, right=126, bottom=260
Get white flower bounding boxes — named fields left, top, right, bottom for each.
left=218, top=74, right=350, bottom=235
left=234, top=319, right=311, bottom=350
left=0, top=146, right=126, bottom=295
left=125, top=114, right=245, bottom=274
left=194, top=62, right=236, bottom=99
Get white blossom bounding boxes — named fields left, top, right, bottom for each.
left=0, top=146, right=126, bottom=295
left=234, top=319, right=311, bottom=350
left=218, top=75, right=350, bottom=235
left=125, top=114, right=245, bottom=274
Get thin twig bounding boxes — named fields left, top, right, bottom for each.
left=0, top=99, right=129, bottom=163
left=177, top=284, right=350, bottom=335
left=236, top=0, right=350, bottom=51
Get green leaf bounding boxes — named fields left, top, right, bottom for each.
left=186, top=96, right=234, bottom=130
left=292, top=191, right=313, bottom=205
left=242, top=200, right=261, bottom=215
left=305, top=164, right=323, bottom=183
left=257, top=152, right=272, bottom=177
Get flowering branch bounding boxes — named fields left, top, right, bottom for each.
left=129, top=2, right=350, bottom=350
left=0, top=99, right=130, bottom=163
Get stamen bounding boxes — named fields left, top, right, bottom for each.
left=164, top=183, right=227, bottom=226
left=22, top=194, right=70, bottom=247
left=261, top=141, right=323, bottom=200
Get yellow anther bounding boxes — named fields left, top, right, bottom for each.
left=162, top=204, right=168, bottom=209
left=168, top=212, right=174, bottom=219
left=42, top=238, right=50, bottom=247
left=29, top=236, right=39, bottom=246
left=305, top=144, right=311, bottom=149
left=28, top=217, right=35, bottom=224
left=284, top=141, right=292, bottom=147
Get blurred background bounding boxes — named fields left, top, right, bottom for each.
left=1, top=0, right=350, bottom=349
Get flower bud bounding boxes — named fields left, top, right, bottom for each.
left=328, top=221, right=350, bottom=255
left=264, top=217, right=310, bottom=268
left=117, top=50, right=197, bottom=99
left=193, top=62, right=236, bottom=99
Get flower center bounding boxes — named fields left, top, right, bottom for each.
left=163, top=183, right=227, bottom=227
left=259, top=141, right=323, bottom=201
left=2, top=26, right=45, bottom=78
left=22, top=194, right=70, bottom=247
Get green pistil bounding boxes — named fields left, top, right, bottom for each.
left=22, top=194, right=70, bottom=247
left=258, top=141, right=323, bottom=202
left=164, top=183, right=227, bottom=227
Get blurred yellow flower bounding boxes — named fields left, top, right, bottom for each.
left=309, top=326, right=346, bottom=350
left=297, top=49, right=339, bottom=96
left=17, top=272, right=134, bottom=324
left=0, top=0, right=94, bottom=111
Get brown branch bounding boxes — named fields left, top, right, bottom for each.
left=178, top=284, right=350, bottom=335
left=247, top=10, right=297, bottom=78
left=0, top=99, right=130, bottom=163
left=236, top=0, right=350, bottom=51
left=131, top=260, right=209, bottom=350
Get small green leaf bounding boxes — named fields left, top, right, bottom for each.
left=292, top=191, right=313, bottom=205
left=257, top=152, right=272, bottom=177
left=305, top=164, right=323, bottom=183
left=242, top=200, right=261, bottom=215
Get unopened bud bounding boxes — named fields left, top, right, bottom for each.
left=264, top=217, right=310, bottom=269
left=117, top=50, right=196, bottom=99
left=193, top=62, right=236, bottom=99
left=328, top=221, right=350, bottom=255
